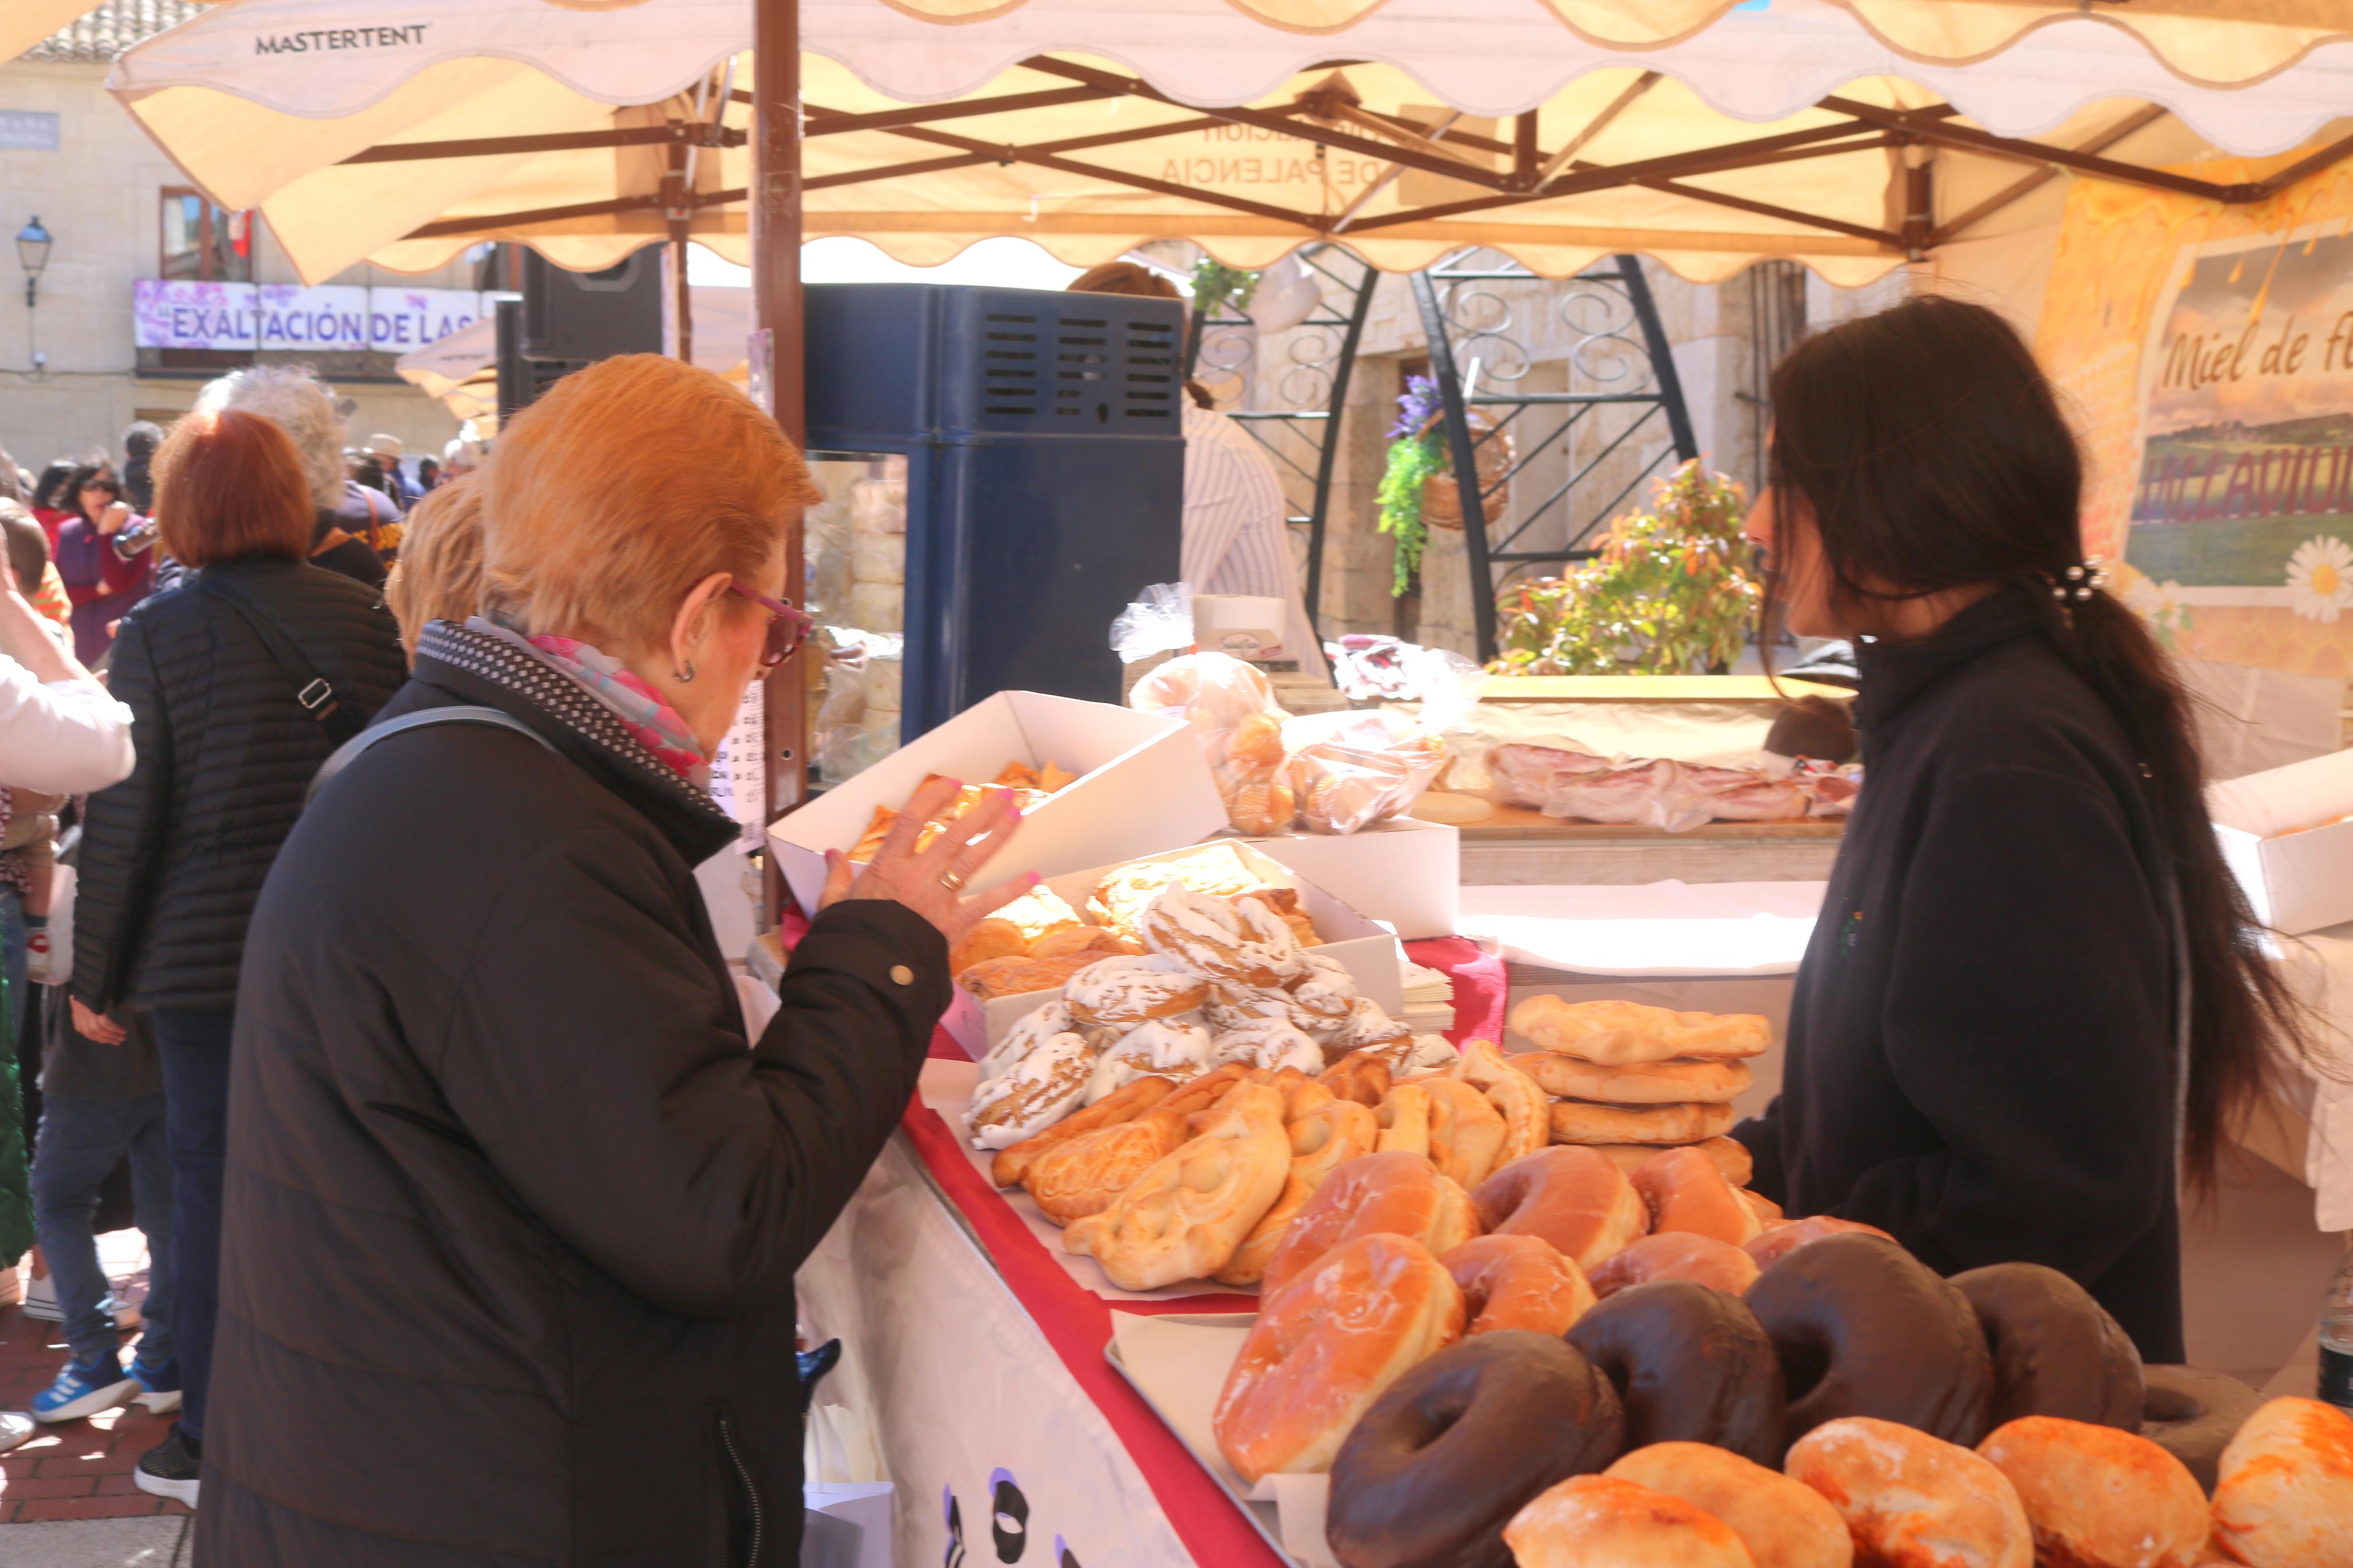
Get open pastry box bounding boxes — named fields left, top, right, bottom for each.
left=1235, top=816, right=1460, bottom=940
left=2208, top=747, right=2353, bottom=936
left=943, top=841, right=1408, bottom=1056
left=769, top=690, right=1227, bottom=919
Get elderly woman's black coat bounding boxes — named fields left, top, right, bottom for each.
left=196, top=622, right=949, bottom=1567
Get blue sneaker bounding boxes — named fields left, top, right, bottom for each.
left=31, top=1355, right=136, bottom=1423
left=129, top=1353, right=182, bottom=1414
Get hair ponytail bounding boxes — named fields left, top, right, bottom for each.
left=1769, top=295, right=2308, bottom=1191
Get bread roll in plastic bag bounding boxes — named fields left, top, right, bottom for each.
left=1128, top=650, right=1298, bottom=833
left=1279, top=709, right=1449, bottom=835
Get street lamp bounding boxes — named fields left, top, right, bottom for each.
left=16, top=217, right=51, bottom=309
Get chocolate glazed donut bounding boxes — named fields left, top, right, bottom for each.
left=1563, top=1280, right=1785, bottom=1467
left=2140, top=1363, right=2265, bottom=1494
left=1745, top=1232, right=1994, bottom=1448
left=1951, top=1261, right=2143, bottom=1430
left=1326, top=1331, right=1624, bottom=1568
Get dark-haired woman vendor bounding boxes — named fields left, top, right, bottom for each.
left=1733, top=296, right=2302, bottom=1361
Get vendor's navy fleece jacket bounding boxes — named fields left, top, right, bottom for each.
left=1735, top=586, right=2184, bottom=1361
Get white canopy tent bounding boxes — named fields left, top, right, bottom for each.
left=107, top=0, right=2353, bottom=289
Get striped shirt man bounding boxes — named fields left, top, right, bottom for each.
left=1181, top=399, right=1328, bottom=678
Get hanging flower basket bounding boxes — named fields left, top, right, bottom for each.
left=1418, top=411, right=1513, bottom=532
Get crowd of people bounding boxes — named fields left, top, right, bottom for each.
left=0, top=353, right=998, bottom=1565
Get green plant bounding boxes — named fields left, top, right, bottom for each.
left=1376, top=374, right=1446, bottom=598
left=1187, top=258, right=1261, bottom=320
left=1490, top=460, right=1762, bottom=675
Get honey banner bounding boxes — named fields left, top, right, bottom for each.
left=2038, top=151, right=2353, bottom=680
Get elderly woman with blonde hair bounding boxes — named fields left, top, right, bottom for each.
left=382, top=472, right=483, bottom=659
left=200, top=357, right=1032, bottom=1566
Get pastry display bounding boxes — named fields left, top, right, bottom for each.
left=1261, top=1151, right=1481, bottom=1297
left=1949, top=1263, right=2143, bottom=1431
left=1741, top=1215, right=1893, bottom=1270
left=1062, top=1082, right=1290, bottom=1290
left=1745, top=1233, right=1996, bottom=1448
left=1567, top=1280, right=1787, bottom=1466
left=1212, top=1232, right=1465, bottom=1482
left=1471, top=1147, right=1649, bottom=1271
left=1327, top=1332, right=1623, bottom=1568
left=1023, top=1107, right=1190, bottom=1224
left=1548, top=1099, right=1739, bottom=1146
left=2138, top=1364, right=2264, bottom=1494
left=1605, top=1442, right=1852, bottom=1568
left=1784, top=1417, right=2033, bottom=1568
left=1517, top=1053, right=1754, bottom=1105
left=1418, top=1077, right=1510, bottom=1190
left=989, top=1072, right=1176, bottom=1187
left=1588, top=1232, right=1760, bottom=1299
left=1503, top=1475, right=1756, bottom=1568
left=1441, top=1235, right=1597, bottom=1336
left=2208, top=1396, right=2353, bottom=1568
left=965, top=1032, right=1098, bottom=1151
left=1216, top=1099, right=1380, bottom=1286
left=1631, top=1147, right=1766, bottom=1247
left=1509, top=996, right=1770, bottom=1065
left=1976, top=1416, right=2206, bottom=1568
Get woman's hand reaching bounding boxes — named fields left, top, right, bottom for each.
left=817, top=776, right=1037, bottom=943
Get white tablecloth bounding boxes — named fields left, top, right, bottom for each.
left=1455, top=880, right=1826, bottom=976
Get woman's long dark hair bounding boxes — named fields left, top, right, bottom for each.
left=1767, top=294, right=2303, bottom=1190
left=31, top=460, right=77, bottom=513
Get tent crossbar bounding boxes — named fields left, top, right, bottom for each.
left=1820, top=95, right=2249, bottom=202
left=794, top=83, right=1121, bottom=135
left=801, top=111, right=1236, bottom=191
left=1634, top=175, right=1902, bottom=247
left=339, top=122, right=740, bottom=165
left=1925, top=102, right=2169, bottom=246
left=404, top=184, right=743, bottom=241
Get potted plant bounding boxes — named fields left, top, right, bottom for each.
left=1490, top=460, right=1761, bottom=674
left=1376, top=374, right=1513, bottom=597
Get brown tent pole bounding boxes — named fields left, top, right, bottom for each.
left=754, top=0, right=806, bottom=926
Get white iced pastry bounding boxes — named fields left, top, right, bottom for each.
left=1084, top=1019, right=1215, bottom=1105
left=1209, top=1021, right=1325, bottom=1076
left=981, top=997, right=1076, bottom=1082
left=967, top=1032, right=1098, bottom=1150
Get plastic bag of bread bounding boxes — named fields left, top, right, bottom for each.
left=1129, top=652, right=1297, bottom=834
left=1278, top=709, right=1450, bottom=835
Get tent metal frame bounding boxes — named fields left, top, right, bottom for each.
left=1181, top=243, right=1380, bottom=645
left=1411, top=253, right=1698, bottom=663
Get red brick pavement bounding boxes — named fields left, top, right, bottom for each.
left=0, top=1297, right=190, bottom=1523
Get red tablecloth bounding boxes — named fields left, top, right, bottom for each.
left=897, top=933, right=1502, bottom=1567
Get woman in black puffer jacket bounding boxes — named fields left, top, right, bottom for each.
left=70, top=406, right=404, bottom=1504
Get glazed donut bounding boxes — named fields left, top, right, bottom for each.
left=2138, top=1363, right=2265, bottom=1494
left=1215, top=1098, right=1379, bottom=1286
left=2210, top=1396, right=2353, bottom=1568
left=1442, top=1235, right=1597, bottom=1336
left=1471, top=1147, right=1649, bottom=1272
left=1213, top=1232, right=1465, bottom=1482
left=1950, top=1263, right=2142, bottom=1431
left=1591, top=1136, right=1755, bottom=1187
left=1745, top=1232, right=1994, bottom=1448
left=1375, top=1084, right=1432, bottom=1157
left=1605, top=1442, right=1852, bottom=1568
left=1326, top=1331, right=1623, bottom=1568
left=1566, top=1279, right=1786, bottom=1466
left=1785, top=1417, right=2031, bottom=1568
left=1140, top=884, right=1305, bottom=987
left=1978, top=1416, right=2206, bottom=1568
left=1503, top=1475, right=1754, bottom=1568
left=1064, top=954, right=1210, bottom=1027
left=989, top=1071, right=1177, bottom=1187
left=1418, top=1077, right=1509, bottom=1190
left=1261, top=1151, right=1481, bottom=1298
left=1321, top=1050, right=1394, bottom=1108
left=1631, top=1146, right=1764, bottom=1246
left=1588, top=1232, right=1759, bottom=1299
left=1741, top=1214, right=1895, bottom=1270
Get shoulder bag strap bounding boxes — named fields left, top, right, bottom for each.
left=307, top=706, right=557, bottom=806
left=192, top=573, right=364, bottom=746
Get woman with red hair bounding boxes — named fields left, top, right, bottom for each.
left=69, top=406, right=406, bottom=1503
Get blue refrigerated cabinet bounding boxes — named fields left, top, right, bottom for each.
left=803, top=282, right=1187, bottom=738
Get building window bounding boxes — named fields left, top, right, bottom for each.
left=159, top=189, right=251, bottom=282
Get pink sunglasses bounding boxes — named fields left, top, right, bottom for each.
left=726, top=583, right=817, bottom=668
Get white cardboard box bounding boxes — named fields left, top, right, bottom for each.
left=1237, top=816, right=1460, bottom=939
left=769, top=690, right=1226, bottom=918
left=2209, top=748, right=2353, bottom=936
left=945, top=841, right=1407, bottom=1055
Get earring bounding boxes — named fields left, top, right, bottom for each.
left=673, top=660, right=695, bottom=683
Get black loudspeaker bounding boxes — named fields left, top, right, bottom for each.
left=495, top=299, right=573, bottom=425
left=520, top=246, right=663, bottom=362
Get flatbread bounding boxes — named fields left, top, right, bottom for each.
left=1548, top=1098, right=1737, bottom=1146
left=1513, top=1053, right=1753, bottom=1105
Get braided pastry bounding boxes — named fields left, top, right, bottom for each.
left=1319, top=1050, right=1394, bottom=1108
left=1454, top=1039, right=1549, bottom=1167
left=1024, top=1107, right=1190, bottom=1225
left=989, top=1072, right=1177, bottom=1187
left=1419, top=1076, right=1509, bottom=1190
left=1216, top=1097, right=1379, bottom=1285
left=1063, top=1081, right=1291, bottom=1289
